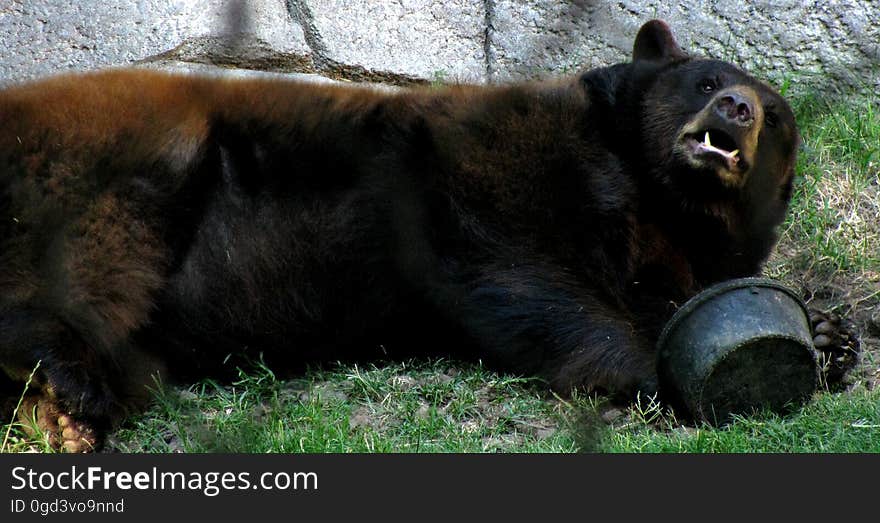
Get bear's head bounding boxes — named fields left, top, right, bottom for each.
left=620, top=20, right=799, bottom=214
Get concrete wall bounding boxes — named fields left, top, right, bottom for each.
left=1, top=1, right=877, bottom=92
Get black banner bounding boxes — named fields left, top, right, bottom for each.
left=1, top=453, right=876, bottom=520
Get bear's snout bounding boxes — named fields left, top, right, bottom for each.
left=713, top=88, right=758, bottom=127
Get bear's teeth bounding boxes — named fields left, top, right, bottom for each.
left=699, top=131, right=738, bottom=159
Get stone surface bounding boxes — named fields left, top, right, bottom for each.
left=0, top=0, right=878, bottom=92
left=489, top=1, right=879, bottom=92
left=299, top=0, right=487, bottom=82
left=489, top=0, right=624, bottom=81
left=136, top=59, right=334, bottom=84
left=0, top=0, right=307, bottom=85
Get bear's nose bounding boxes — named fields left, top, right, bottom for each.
left=715, top=91, right=755, bottom=126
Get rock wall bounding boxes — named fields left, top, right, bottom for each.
left=1, top=0, right=878, bottom=92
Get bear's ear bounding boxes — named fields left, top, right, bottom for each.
left=632, top=20, right=687, bottom=63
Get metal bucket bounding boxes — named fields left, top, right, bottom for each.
left=657, top=277, right=819, bottom=425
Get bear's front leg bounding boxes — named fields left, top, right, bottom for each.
left=448, top=263, right=658, bottom=400
left=809, top=309, right=861, bottom=388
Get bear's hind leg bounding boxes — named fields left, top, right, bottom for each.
left=17, top=395, right=99, bottom=453
left=1, top=309, right=163, bottom=452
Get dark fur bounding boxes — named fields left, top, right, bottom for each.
left=0, top=21, right=799, bottom=448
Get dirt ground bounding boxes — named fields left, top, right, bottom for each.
left=788, top=272, right=880, bottom=391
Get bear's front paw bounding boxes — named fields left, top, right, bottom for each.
left=19, top=396, right=100, bottom=453
left=809, top=310, right=860, bottom=389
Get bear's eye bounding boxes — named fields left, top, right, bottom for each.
left=765, top=111, right=779, bottom=128
left=698, top=79, right=717, bottom=94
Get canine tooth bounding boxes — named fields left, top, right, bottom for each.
left=704, top=131, right=711, bottom=146
left=729, top=149, right=739, bottom=158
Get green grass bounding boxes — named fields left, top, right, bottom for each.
left=769, top=92, right=880, bottom=279
left=95, top=361, right=880, bottom=454
left=7, top=357, right=877, bottom=454
left=3, top=89, right=879, bottom=454
left=103, top=360, right=583, bottom=453
left=599, top=388, right=880, bottom=453
left=0, top=362, right=52, bottom=453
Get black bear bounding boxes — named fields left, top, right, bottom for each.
left=0, top=20, right=843, bottom=451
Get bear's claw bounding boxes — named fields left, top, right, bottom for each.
left=809, top=310, right=861, bottom=389
left=20, top=396, right=99, bottom=453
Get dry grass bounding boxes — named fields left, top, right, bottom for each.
left=767, top=93, right=880, bottom=389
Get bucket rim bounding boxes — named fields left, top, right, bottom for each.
left=656, top=277, right=810, bottom=354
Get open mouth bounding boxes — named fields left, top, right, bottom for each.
left=683, top=129, right=745, bottom=172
